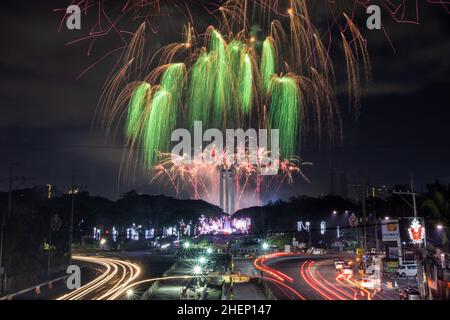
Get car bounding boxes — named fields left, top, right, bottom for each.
left=397, top=264, right=417, bottom=277
left=359, top=276, right=376, bottom=289
left=399, top=288, right=421, bottom=300
left=334, top=260, right=345, bottom=271
left=342, top=265, right=354, bottom=276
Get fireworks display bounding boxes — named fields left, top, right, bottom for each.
left=94, top=0, right=372, bottom=210
left=78, top=0, right=446, bottom=210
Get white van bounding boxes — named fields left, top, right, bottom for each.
left=365, top=264, right=376, bottom=275
left=397, top=264, right=417, bottom=277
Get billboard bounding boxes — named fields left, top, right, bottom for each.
left=381, top=219, right=400, bottom=242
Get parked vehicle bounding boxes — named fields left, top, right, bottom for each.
left=397, top=264, right=418, bottom=277
left=399, top=288, right=421, bottom=300
left=365, top=264, right=376, bottom=275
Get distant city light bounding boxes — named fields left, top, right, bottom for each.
left=100, top=238, right=107, bottom=245
left=437, top=224, right=443, bottom=230
left=262, top=242, right=269, bottom=250
left=332, top=210, right=337, bottom=215
left=384, top=216, right=390, bottom=220
left=206, top=247, right=213, bottom=254
left=183, top=241, right=191, bottom=249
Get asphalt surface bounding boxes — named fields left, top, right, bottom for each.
left=259, top=254, right=402, bottom=300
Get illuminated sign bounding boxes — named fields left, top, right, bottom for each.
left=408, top=218, right=425, bottom=245
left=381, top=219, right=400, bottom=242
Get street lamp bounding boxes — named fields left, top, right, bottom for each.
left=437, top=224, right=444, bottom=230
left=126, top=289, right=134, bottom=299
left=332, top=210, right=337, bottom=215
left=198, top=256, right=207, bottom=265
left=192, top=265, right=203, bottom=299
left=262, top=242, right=269, bottom=251
left=193, top=265, right=202, bottom=275
left=206, top=247, right=213, bottom=254
left=183, top=241, right=191, bottom=249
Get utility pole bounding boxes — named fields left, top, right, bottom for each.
left=393, top=174, right=426, bottom=297
left=392, top=185, right=417, bottom=265
left=362, top=185, right=367, bottom=251
left=0, top=163, right=18, bottom=295
left=351, top=183, right=368, bottom=252
left=47, top=215, right=53, bottom=276
left=411, top=175, right=418, bottom=218
left=68, top=175, right=77, bottom=265
left=375, top=217, right=379, bottom=257
left=392, top=175, right=417, bottom=218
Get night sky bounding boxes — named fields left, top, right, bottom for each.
left=0, top=1, right=449, bottom=203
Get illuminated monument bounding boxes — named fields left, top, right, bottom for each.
left=219, top=166, right=236, bottom=215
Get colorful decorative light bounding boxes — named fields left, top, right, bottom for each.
left=320, top=221, right=326, bottom=235
left=408, top=218, right=425, bottom=245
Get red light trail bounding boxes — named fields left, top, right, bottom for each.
left=253, top=253, right=305, bottom=300
left=300, top=260, right=335, bottom=300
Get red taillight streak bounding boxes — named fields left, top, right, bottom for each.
left=300, top=260, right=333, bottom=300
left=316, top=270, right=354, bottom=300
left=305, top=261, right=346, bottom=300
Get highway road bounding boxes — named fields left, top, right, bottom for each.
left=57, top=255, right=141, bottom=300
left=54, top=253, right=401, bottom=300
left=255, top=253, right=399, bottom=300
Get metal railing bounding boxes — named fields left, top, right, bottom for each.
left=0, top=275, right=68, bottom=300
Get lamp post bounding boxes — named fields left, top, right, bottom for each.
left=68, top=175, right=79, bottom=265
left=193, top=265, right=202, bottom=299
left=0, top=163, right=19, bottom=295
left=198, top=256, right=207, bottom=265
left=436, top=224, right=448, bottom=252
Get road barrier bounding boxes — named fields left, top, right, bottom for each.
left=259, top=278, right=277, bottom=300
left=0, top=275, right=69, bottom=300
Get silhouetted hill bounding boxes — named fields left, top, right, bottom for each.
left=233, top=195, right=358, bottom=233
